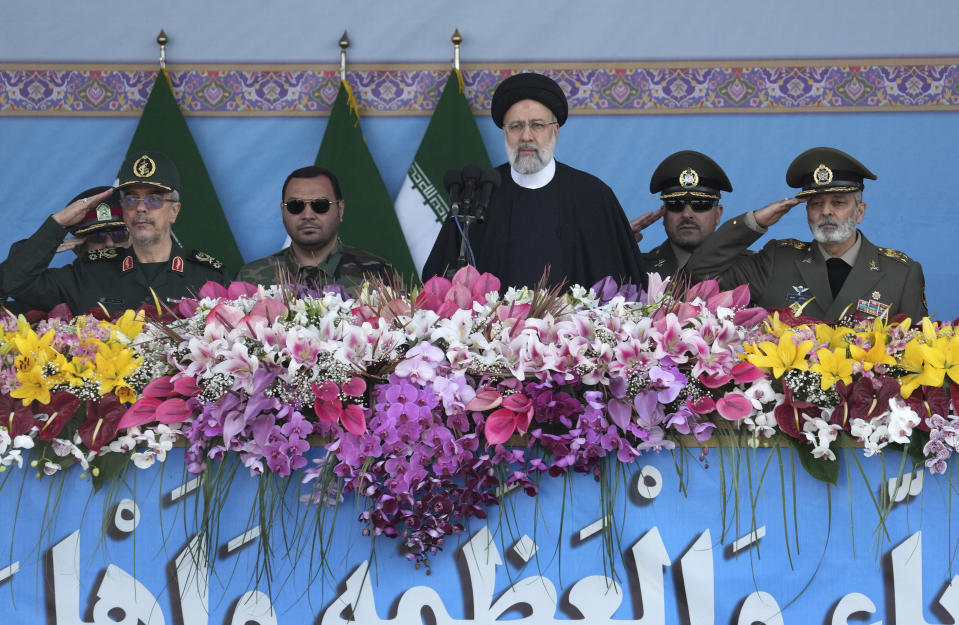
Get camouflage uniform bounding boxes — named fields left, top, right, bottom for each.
left=3, top=216, right=229, bottom=315
left=235, top=239, right=396, bottom=290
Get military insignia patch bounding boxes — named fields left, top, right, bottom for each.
left=95, top=203, right=112, bottom=221
left=171, top=256, right=184, bottom=273
left=122, top=256, right=134, bottom=272
left=86, top=248, right=118, bottom=261
left=654, top=259, right=665, bottom=268
left=679, top=168, right=699, bottom=188
left=778, top=239, right=810, bottom=252
left=133, top=155, right=156, bottom=178
left=869, top=260, right=879, bottom=271
left=857, top=297, right=890, bottom=317
left=813, top=163, right=833, bottom=186
left=878, top=247, right=911, bottom=264
left=192, top=251, right=223, bottom=270
left=785, top=284, right=811, bottom=303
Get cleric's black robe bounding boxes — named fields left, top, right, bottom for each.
left=422, top=162, right=645, bottom=290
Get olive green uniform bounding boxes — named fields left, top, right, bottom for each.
left=686, top=212, right=927, bottom=321
left=235, top=239, right=396, bottom=290
left=3, top=216, right=229, bottom=314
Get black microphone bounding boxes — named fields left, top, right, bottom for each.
left=474, top=168, right=501, bottom=223
left=443, top=169, right=463, bottom=217
left=461, top=164, right=482, bottom=217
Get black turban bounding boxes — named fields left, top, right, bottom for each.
left=490, top=72, right=569, bottom=128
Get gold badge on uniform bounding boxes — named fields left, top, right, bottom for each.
left=813, top=164, right=833, bottom=186
left=133, top=155, right=157, bottom=178
left=679, top=168, right=699, bottom=188
left=95, top=203, right=112, bottom=221
left=869, top=260, right=879, bottom=271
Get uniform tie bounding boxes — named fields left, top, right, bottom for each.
left=826, top=257, right=850, bottom=297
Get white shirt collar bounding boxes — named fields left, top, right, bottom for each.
left=510, top=159, right=556, bottom=189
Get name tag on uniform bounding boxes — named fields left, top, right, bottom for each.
left=785, top=284, right=811, bottom=303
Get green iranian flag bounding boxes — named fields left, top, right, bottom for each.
left=125, top=68, right=244, bottom=272
left=394, top=70, right=491, bottom=274
left=315, top=80, right=417, bottom=281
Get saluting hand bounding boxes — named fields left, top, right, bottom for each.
left=754, top=197, right=803, bottom=228
left=629, top=206, right=666, bottom=242
left=52, top=187, right=114, bottom=228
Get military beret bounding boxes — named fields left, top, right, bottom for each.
left=491, top=72, right=569, bottom=128
left=68, top=186, right=126, bottom=236
left=649, top=150, right=732, bottom=200
left=117, top=151, right=181, bottom=193
left=786, top=147, right=876, bottom=198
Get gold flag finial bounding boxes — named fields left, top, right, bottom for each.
left=339, top=30, right=350, bottom=82
left=157, top=29, right=168, bottom=69
left=451, top=28, right=462, bottom=71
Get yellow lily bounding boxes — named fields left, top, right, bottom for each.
left=105, top=309, right=146, bottom=344
left=762, top=311, right=806, bottom=338
left=93, top=342, right=142, bottom=396
left=814, top=324, right=854, bottom=350
left=849, top=330, right=897, bottom=371
left=10, top=363, right=50, bottom=405
left=746, top=330, right=815, bottom=379
left=810, top=347, right=855, bottom=390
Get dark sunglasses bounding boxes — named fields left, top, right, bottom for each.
left=283, top=198, right=338, bottom=215
left=86, top=228, right=130, bottom=243
left=664, top=198, right=717, bottom=213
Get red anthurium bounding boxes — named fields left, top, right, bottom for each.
left=485, top=408, right=524, bottom=445
left=687, top=396, right=716, bottom=414
left=78, top=394, right=126, bottom=452
left=0, top=393, right=39, bottom=438
left=117, top=396, right=164, bottom=429
left=36, top=392, right=81, bottom=440
left=141, top=376, right=175, bottom=399
left=906, top=385, right=950, bottom=433
left=46, top=303, right=75, bottom=322
left=774, top=385, right=820, bottom=439
left=155, top=398, right=194, bottom=424
left=716, top=393, right=752, bottom=420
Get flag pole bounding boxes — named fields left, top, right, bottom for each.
left=338, top=31, right=350, bottom=82
left=157, top=29, right=168, bottom=69
left=451, top=28, right=461, bottom=71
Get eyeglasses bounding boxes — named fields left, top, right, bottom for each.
left=121, top=196, right=174, bottom=210
left=504, top=120, right=558, bottom=136
left=664, top=199, right=718, bottom=213
left=86, top=228, right=130, bottom=244
left=283, top=198, right=339, bottom=215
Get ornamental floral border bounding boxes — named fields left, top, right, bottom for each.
left=3, top=58, right=959, bottom=116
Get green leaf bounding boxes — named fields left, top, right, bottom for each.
left=91, top=451, right=132, bottom=492
left=789, top=437, right=840, bottom=484
left=905, top=428, right=929, bottom=467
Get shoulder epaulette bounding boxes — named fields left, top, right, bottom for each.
left=86, top=248, right=119, bottom=261
left=777, top=238, right=811, bottom=252
left=877, top=247, right=913, bottom=264
left=189, top=250, right=225, bottom=270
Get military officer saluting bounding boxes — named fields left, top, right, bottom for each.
left=686, top=147, right=927, bottom=321
left=3, top=151, right=228, bottom=314
left=631, top=150, right=732, bottom=280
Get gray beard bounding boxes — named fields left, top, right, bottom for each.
left=810, top=214, right=858, bottom=244
left=506, top=138, right=555, bottom=175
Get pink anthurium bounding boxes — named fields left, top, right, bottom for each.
left=700, top=371, right=733, bottom=389
left=248, top=298, right=287, bottom=324
left=155, top=398, right=194, bottom=424
left=172, top=376, right=201, bottom=397
left=687, top=279, right=720, bottom=302
left=730, top=361, right=766, bottom=384
left=117, top=396, right=164, bottom=429
left=226, top=281, right=258, bottom=299
left=688, top=396, right=716, bottom=415
left=198, top=281, right=229, bottom=300
left=716, top=393, right=753, bottom=420
left=466, top=388, right=503, bottom=411
left=141, top=376, right=175, bottom=399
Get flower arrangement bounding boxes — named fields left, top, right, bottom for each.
left=1, top=269, right=957, bottom=565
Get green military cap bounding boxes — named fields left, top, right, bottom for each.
left=68, top=186, right=126, bottom=236
left=491, top=72, right=569, bottom=128
left=116, top=151, right=181, bottom=192
left=786, top=147, right=876, bottom=198
left=649, top=150, right=732, bottom=200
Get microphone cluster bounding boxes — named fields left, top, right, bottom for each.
left=443, top=165, right=501, bottom=223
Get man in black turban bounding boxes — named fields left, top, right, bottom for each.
left=422, top=72, right=645, bottom=291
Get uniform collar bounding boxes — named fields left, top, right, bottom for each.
left=120, top=239, right=186, bottom=272
left=510, top=158, right=556, bottom=189
left=816, top=231, right=862, bottom=266
left=668, top=241, right=692, bottom=269
left=283, top=238, right=343, bottom=274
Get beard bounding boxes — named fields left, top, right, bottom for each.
left=505, top=134, right=556, bottom=175
left=809, top=212, right=858, bottom=245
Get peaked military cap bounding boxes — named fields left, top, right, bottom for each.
left=68, top=186, right=126, bottom=236
left=116, top=151, right=181, bottom=193
left=649, top=150, right=732, bottom=200
left=786, top=147, right=876, bottom=198
left=491, top=72, right=569, bottom=128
